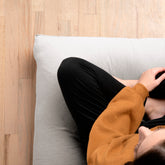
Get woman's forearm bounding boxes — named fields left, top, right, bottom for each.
left=112, top=75, right=138, bottom=88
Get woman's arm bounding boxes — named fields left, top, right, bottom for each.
left=87, top=83, right=149, bottom=165
left=112, top=69, right=165, bottom=120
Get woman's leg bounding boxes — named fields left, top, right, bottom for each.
left=57, top=57, right=126, bottom=153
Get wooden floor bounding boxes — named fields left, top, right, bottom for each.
left=0, top=0, right=165, bottom=164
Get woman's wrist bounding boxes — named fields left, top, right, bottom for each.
left=122, top=79, right=138, bottom=88
left=112, top=75, right=138, bottom=87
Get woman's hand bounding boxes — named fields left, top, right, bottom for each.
left=138, top=67, right=165, bottom=92
left=145, top=97, right=165, bottom=120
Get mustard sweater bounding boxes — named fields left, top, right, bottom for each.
left=87, top=83, right=165, bottom=165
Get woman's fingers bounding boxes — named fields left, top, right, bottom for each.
left=153, top=67, right=165, bottom=76
left=156, top=73, right=165, bottom=85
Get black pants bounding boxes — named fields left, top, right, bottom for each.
left=57, top=57, right=165, bottom=154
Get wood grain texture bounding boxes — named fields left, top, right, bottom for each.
left=136, top=0, right=165, bottom=37
left=0, top=0, right=165, bottom=164
left=0, top=16, right=5, bottom=134
left=0, top=0, right=4, bottom=16
left=5, top=0, right=19, bottom=134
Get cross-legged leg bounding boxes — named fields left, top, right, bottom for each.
left=57, top=57, right=126, bottom=154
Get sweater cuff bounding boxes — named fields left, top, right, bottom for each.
left=132, top=83, right=149, bottom=100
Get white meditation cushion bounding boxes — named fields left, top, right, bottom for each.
left=33, top=34, right=165, bottom=165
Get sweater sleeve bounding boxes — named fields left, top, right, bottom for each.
left=87, top=83, right=149, bottom=165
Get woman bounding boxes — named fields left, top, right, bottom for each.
left=57, top=57, right=165, bottom=165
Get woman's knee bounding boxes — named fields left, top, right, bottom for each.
left=57, top=57, right=83, bottom=82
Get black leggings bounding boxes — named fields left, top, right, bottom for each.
left=57, top=57, right=165, bottom=154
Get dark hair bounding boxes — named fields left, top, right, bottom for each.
left=125, top=140, right=165, bottom=165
